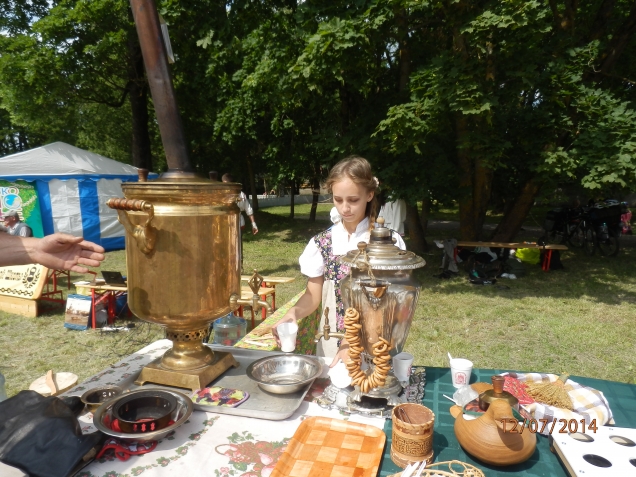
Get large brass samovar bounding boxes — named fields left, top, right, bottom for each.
left=105, top=0, right=249, bottom=390
left=108, top=179, right=243, bottom=390
left=317, top=218, right=425, bottom=412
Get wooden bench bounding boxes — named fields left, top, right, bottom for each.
left=456, top=241, right=568, bottom=271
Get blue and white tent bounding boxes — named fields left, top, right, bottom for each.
left=0, top=142, right=157, bottom=251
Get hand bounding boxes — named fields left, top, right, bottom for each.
left=329, top=344, right=350, bottom=368
left=32, top=233, right=105, bottom=273
left=251, top=222, right=258, bottom=235
left=271, top=315, right=297, bottom=347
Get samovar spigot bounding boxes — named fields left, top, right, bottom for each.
left=314, top=307, right=345, bottom=343
left=228, top=269, right=272, bottom=317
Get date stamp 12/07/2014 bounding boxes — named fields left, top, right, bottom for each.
left=501, top=418, right=598, bottom=434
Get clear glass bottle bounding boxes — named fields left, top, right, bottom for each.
left=212, top=313, right=247, bottom=347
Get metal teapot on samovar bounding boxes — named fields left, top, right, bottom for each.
left=316, top=217, right=425, bottom=415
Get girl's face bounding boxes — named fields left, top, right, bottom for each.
left=332, top=177, right=374, bottom=228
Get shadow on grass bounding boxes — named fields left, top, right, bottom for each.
left=417, top=246, right=636, bottom=306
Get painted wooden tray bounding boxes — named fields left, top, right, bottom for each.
left=271, top=416, right=386, bottom=477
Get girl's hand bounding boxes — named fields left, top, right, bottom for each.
left=271, top=316, right=297, bottom=347
left=329, top=344, right=350, bottom=368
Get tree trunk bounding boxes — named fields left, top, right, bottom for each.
left=472, top=156, right=494, bottom=236
left=289, top=178, right=295, bottom=219
left=491, top=177, right=543, bottom=242
left=127, top=31, right=152, bottom=171
left=405, top=202, right=427, bottom=252
left=420, top=194, right=431, bottom=236
left=247, top=157, right=259, bottom=212
left=309, top=175, right=320, bottom=222
left=456, top=115, right=476, bottom=240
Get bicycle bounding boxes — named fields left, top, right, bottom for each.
left=579, top=202, right=623, bottom=256
left=542, top=206, right=585, bottom=248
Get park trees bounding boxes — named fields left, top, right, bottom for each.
left=2, top=0, right=636, bottom=244
left=376, top=0, right=636, bottom=240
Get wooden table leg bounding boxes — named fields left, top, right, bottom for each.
left=542, top=250, right=553, bottom=271
left=91, top=289, right=97, bottom=329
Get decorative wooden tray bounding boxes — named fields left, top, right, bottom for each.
left=271, top=416, right=386, bottom=477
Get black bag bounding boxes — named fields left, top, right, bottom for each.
left=470, top=259, right=502, bottom=279
left=504, top=257, right=527, bottom=277
left=0, top=391, right=104, bottom=477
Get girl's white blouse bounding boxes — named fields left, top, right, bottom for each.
left=299, top=218, right=407, bottom=277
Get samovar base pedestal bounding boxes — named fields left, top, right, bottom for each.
left=135, top=351, right=239, bottom=391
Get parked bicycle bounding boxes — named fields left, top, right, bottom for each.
left=579, top=201, right=625, bottom=256
left=542, top=201, right=625, bottom=256
left=542, top=206, right=586, bottom=248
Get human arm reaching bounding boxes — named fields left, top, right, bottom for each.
left=0, top=233, right=105, bottom=273
left=272, top=276, right=323, bottom=344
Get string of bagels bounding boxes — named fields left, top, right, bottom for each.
left=344, top=308, right=392, bottom=393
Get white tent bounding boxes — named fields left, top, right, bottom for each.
left=0, top=142, right=157, bottom=251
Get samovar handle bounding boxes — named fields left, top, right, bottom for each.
left=107, top=198, right=157, bottom=254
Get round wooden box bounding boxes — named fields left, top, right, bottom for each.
left=390, top=403, right=435, bottom=468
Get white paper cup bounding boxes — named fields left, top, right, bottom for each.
left=450, top=358, right=473, bottom=388
left=277, top=322, right=298, bottom=353
left=392, top=352, right=414, bottom=383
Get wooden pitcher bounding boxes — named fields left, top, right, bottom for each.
left=452, top=399, right=536, bottom=466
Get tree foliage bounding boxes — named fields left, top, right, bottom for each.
left=1, top=0, right=636, bottom=242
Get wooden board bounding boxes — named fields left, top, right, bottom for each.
left=0, top=265, right=48, bottom=300
left=271, top=416, right=385, bottom=477
left=0, top=295, right=37, bottom=317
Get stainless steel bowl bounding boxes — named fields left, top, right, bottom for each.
left=93, top=388, right=193, bottom=443
left=246, top=354, right=323, bottom=394
left=80, top=385, right=123, bottom=412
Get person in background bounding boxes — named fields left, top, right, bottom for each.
left=0, top=233, right=105, bottom=273
left=378, top=194, right=407, bottom=236
left=221, top=173, right=258, bottom=235
left=2, top=211, right=32, bottom=237
left=272, top=156, right=406, bottom=365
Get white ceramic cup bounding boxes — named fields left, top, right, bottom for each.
left=450, top=358, right=473, bottom=388
left=392, top=352, right=414, bottom=383
left=277, top=322, right=298, bottom=353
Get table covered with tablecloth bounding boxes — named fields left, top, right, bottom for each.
left=59, top=341, right=636, bottom=477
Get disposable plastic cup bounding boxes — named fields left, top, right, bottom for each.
left=393, top=352, right=414, bottom=383
left=450, top=358, right=473, bottom=388
left=277, top=322, right=298, bottom=353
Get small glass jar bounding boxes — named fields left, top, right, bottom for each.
left=212, top=313, right=247, bottom=347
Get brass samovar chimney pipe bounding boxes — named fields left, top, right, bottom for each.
left=129, top=0, right=192, bottom=174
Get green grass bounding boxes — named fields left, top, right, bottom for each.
left=1, top=207, right=634, bottom=397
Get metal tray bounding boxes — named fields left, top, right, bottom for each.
left=123, top=345, right=319, bottom=420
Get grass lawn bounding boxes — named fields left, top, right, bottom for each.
left=1, top=206, right=634, bottom=397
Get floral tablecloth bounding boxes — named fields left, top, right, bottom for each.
left=63, top=340, right=384, bottom=477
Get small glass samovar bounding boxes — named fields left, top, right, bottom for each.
left=316, top=218, right=425, bottom=416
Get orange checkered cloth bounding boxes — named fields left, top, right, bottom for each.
left=271, top=416, right=385, bottom=477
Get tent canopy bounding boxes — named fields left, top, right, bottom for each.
left=0, top=142, right=157, bottom=251
left=0, top=142, right=142, bottom=182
